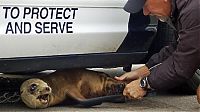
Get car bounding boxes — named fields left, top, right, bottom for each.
left=0, top=0, right=199, bottom=94
left=0, top=0, right=157, bottom=73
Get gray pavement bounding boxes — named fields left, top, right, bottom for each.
left=0, top=93, right=199, bottom=111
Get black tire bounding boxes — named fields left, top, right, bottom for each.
left=146, top=21, right=177, bottom=59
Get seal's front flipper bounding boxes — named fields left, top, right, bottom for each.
left=75, top=95, right=124, bottom=107
left=64, top=88, right=86, bottom=101
left=64, top=88, right=103, bottom=107
left=65, top=83, right=126, bottom=107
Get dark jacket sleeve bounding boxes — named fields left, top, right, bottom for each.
left=148, top=25, right=200, bottom=90
left=145, top=42, right=177, bottom=69
left=147, top=0, right=200, bottom=90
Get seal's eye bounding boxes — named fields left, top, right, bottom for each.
left=30, top=84, right=37, bottom=92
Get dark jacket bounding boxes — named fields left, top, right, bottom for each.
left=146, top=0, right=200, bottom=90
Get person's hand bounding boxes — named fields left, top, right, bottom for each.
left=197, top=85, right=200, bottom=104
left=123, top=78, right=147, bottom=100
left=115, top=65, right=150, bottom=82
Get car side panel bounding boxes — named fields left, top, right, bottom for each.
left=0, top=4, right=129, bottom=58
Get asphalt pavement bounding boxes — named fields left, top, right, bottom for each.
left=0, top=93, right=199, bottom=111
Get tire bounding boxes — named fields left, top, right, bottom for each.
left=146, top=21, right=177, bottom=59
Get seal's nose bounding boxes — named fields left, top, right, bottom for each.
left=46, top=87, right=51, bottom=92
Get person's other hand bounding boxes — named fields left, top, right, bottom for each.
left=115, top=65, right=150, bottom=82
left=123, top=78, right=147, bottom=100
left=197, top=85, right=200, bottom=104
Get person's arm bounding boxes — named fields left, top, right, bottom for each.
left=115, top=65, right=150, bottom=82
left=145, top=42, right=177, bottom=69
left=197, top=85, right=200, bottom=104
left=148, top=25, right=200, bottom=90
left=122, top=24, right=200, bottom=99
left=115, top=42, right=177, bottom=82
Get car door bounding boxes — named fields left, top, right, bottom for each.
left=0, top=0, right=129, bottom=58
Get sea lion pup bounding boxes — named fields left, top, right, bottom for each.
left=197, top=85, right=200, bottom=104
left=20, top=69, right=126, bottom=108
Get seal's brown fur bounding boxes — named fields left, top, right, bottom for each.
left=20, top=69, right=125, bottom=108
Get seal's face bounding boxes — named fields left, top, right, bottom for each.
left=20, top=78, right=52, bottom=108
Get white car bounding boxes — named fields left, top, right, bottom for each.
left=0, top=0, right=157, bottom=73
